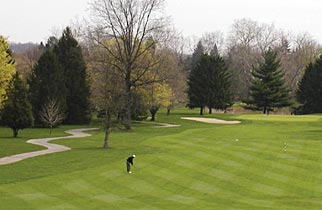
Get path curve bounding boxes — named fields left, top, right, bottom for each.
left=0, top=128, right=98, bottom=165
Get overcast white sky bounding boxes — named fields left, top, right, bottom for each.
left=1, top=0, right=322, bottom=43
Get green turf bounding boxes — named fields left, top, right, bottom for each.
left=1, top=109, right=322, bottom=209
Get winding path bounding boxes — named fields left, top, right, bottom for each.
left=0, top=128, right=98, bottom=165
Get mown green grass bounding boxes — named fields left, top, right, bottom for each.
left=1, top=109, right=322, bottom=209
left=0, top=125, right=88, bottom=158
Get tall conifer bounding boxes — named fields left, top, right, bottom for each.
left=296, top=56, right=322, bottom=114
left=55, top=27, right=91, bottom=124
left=2, top=72, right=33, bottom=137
left=246, top=49, right=290, bottom=114
left=28, top=48, right=66, bottom=125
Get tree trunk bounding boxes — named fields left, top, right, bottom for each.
left=50, top=125, right=52, bottom=135
left=167, top=108, right=171, bottom=116
left=151, top=111, right=156, bottom=121
left=200, top=107, right=204, bottom=115
left=103, top=110, right=111, bottom=149
left=263, top=107, right=266, bottom=114
left=123, top=80, right=132, bottom=130
left=209, top=108, right=212, bottom=114
left=13, top=128, right=18, bottom=138
left=150, top=106, right=159, bottom=121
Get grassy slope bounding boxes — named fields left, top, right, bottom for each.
left=0, top=125, right=86, bottom=158
left=1, top=110, right=322, bottom=209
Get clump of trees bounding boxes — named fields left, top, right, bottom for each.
left=29, top=27, right=91, bottom=127
left=88, top=0, right=171, bottom=130
left=187, top=42, right=232, bottom=115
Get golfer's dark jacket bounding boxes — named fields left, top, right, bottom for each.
left=127, top=156, right=134, bottom=165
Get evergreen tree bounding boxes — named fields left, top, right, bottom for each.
left=246, top=49, right=290, bottom=114
left=190, top=41, right=205, bottom=71
left=187, top=54, right=232, bottom=115
left=2, top=72, right=33, bottom=137
left=28, top=48, right=67, bottom=125
left=55, top=27, right=91, bottom=124
left=187, top=54, right=209, bottom=115
left=206, top=55, right=233, bottom=112
left=296, top=56, right=322, bottom=114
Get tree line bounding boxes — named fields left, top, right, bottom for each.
left=1, top=0, right=322, bottom=146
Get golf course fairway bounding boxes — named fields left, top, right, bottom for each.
left=1, top=110, right=322, bottom=209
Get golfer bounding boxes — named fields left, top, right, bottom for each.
left=126, top=155, right=135, bottom=173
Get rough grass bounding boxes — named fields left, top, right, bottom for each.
left=1, top=109, right=322, bottom=209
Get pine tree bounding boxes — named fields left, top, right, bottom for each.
left=187, top=54, right=209, bottom=115
left=55, top=27, right=91, bottom=124
left=296, top=56, right=322, bottom=114
left=190, top=41, right=205, bottom=71
left=187, top=54, right=232, bottom=115
left=206, top=55, right=232, bottom=112
left=28, top=48, right=67, bottom=125
left=246, top=49, right=290, bottom=114
left=2, top=72, right=33, bottom=137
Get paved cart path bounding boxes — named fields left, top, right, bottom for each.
left=0, top=128, right=98, bottom=165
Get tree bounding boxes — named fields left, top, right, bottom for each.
left=201, top=31, right=225, bottom=56
left=187, top=54, right=232, bottom=115
left=12, top=43, right=44, bottom=81
left=89, top=49, right=123, bottom=148
left=296, top=56, right=322, bottom=114
left=2, top=72, right=33, bottom=137
left=55, top=27, right=91, bottom=124
left=88, top=0, right=169, bottom=129
left=206, top=55, right=233, bottom=113
left=246, top=49, right=290, bottom=114
left=28, top=46, right=67, bottom=125
left=0, top=36, right=16, bottom=108
left=39, top=98, right=65, bottom=134
left=137, top=81, right=172, bottom=121
left=190, top=41, right=205, bottom=71
left=226, top=18, right=281, bottom=100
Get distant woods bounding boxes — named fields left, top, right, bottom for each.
left=3, top=9, right=322, bottom=137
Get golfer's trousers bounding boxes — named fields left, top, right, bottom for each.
left=126, top=161, right=131, bottom=172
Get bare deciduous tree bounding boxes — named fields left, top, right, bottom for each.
left=88, top=0, right=169, bottom=129
left=201, top=31, right=225, bottom=55
left=39, top=99, right=65, bottom=134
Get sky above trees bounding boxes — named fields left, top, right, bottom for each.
left=1, top=0, right=322, bottom=43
